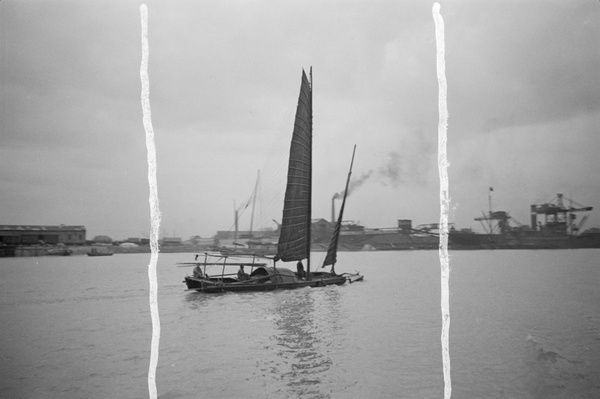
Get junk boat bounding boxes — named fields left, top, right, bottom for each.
left=183, top=68, right=363, bottom=293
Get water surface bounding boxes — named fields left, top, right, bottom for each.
left=0, top=250, right=598, bottom=398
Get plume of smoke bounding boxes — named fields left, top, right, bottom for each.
left=378, top=152, right=402, bottom=187
left=331, top=142, right=433, bottom=200
left=349, top=170, right=375, bottom=195
left=332, top=170, right=374, bottom=199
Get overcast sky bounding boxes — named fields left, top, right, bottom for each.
left=1, top=1, right=598, bottom=241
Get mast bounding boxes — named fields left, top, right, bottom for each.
left=234, top=200, right=238, bottom=242
left=488, top=187, right=493, bottom=232
left=249, top=170, right=260, bottom=234
left=307, top=67, right=313, bottom=279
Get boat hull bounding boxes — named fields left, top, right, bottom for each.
left=47, top=249, right=72, bottom=256
left=449, top=230, right=600, bottom=250
left=184, top=274, right=348, bottom=293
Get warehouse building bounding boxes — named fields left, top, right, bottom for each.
left=0, top=225, right=86, bottom=246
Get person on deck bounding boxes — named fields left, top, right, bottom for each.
left=237, top=265, right=250, bottom=281
left=193, top=264, right=204, bottom=279
left=296, top=261, right=306, bottom=279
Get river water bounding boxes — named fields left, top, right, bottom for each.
left=0, top=250, right=598, bottom=398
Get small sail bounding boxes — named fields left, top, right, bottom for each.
left=323, top=217, right=343, bottom=267
left=276, top=70, right=312, bottom=262
left=323, top=146, right=356, bottom=267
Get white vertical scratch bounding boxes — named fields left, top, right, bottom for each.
left=140, top=4, right=161, bottom=399
left=433, top=3, right=451, bottom=399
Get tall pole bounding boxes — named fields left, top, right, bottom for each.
left=488, top=187, right=493, bottom=232
left=331, top=144, right=356, bottom=273
left=234, top=200, right=238, bottom=242
left=249, top=170, right=260, bottom=234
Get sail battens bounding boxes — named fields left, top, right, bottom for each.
left=282, top=179, right=309, bottom=186
left=281, top=222, right=307, bottom=228
left=280, top=221, right=308, bottom=229
left=276, top=69, right=312, bottom=262
left=281, top=203, right=309, bottom=209
left=288, top=164, right=311, bottom=172
left=291, top=130, right=310, bottom=142
left=280, top=239, right=306, bottom=247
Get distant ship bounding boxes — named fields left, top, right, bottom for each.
left=449, top=193, right=600, bottom=249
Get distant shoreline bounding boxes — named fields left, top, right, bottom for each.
left=1, top=244, right=216, bottom=257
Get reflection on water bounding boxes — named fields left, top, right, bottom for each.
left=267, top=288, right=345, bottom=399
left=183, top=291, right=223, bottom=309
left=180, top=285, right=351, bottom=398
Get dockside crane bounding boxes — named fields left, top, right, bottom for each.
left=530, top=193, right=593, bottom=235
left=474, top=211, right=525, bottom=235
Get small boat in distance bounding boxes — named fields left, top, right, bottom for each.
left=184, top=68, right=362, bottom=293
left=87, top=247, right=113, bottom=256
left=47, top=246, right=72, bottom=256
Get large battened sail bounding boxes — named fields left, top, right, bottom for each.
left=323, top=145, right=356, bottom=267
left=276, top=70, right=312, bottom=262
